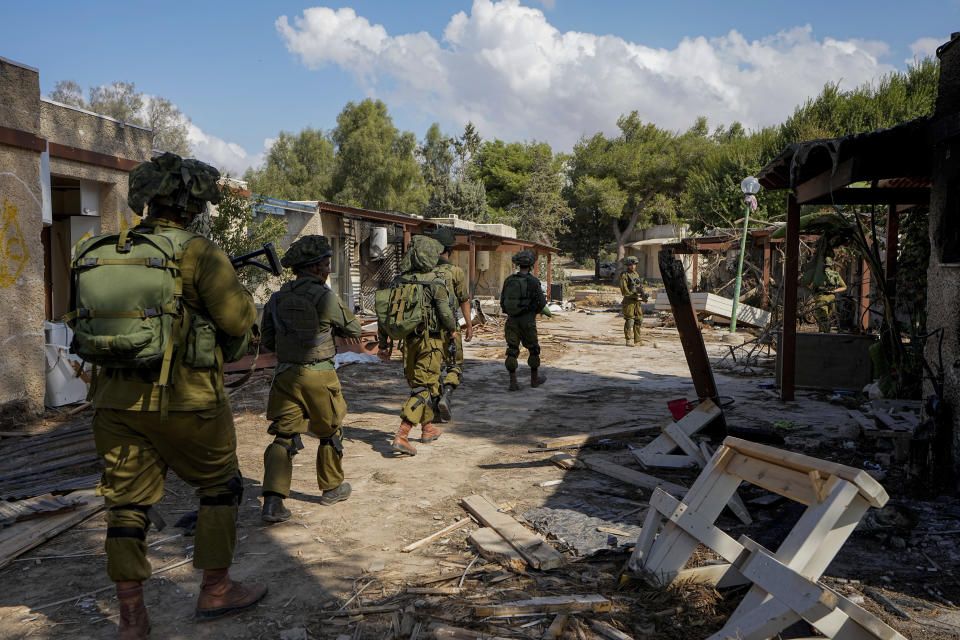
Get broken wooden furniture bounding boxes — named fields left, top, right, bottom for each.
left=628, top=437, right=904, bottom=640
left=654, top=292, right=771, bottom=328
left=632, top=400, right=752, bottom=525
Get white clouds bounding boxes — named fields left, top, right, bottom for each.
left=277, top=0, right=903, bottom=149
left=908, top=36, right=944, bottom=63
left=187, top=123, right=267, bottom=177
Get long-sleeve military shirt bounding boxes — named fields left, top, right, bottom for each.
left=500, top=272, right=546, bottom=324
left=436, top=257, right=469, bottom=320
left=619, top=271, right=644, bottom=301
left=91, top=217, right=256, bottom=411
left=261, top=274, right=362, bottom=371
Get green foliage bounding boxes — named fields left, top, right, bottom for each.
left=419, top=123, right=488, bottom=221
left=423, top=178, right=487, bottom=220
left=330, top=99, right=427, bottom=212
left=244, top=128, right=335, bottom=201
left=207, top=183, right=288, bottom=290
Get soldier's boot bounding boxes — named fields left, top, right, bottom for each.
left=116, top=581, right=149, bottom=640
left=260, top=494, right=291, bottom=524
left=391, top=420, right=417, bottom=456
left=436, top=384, right=455, bottom=422
left=508, top=371, right=520, bottom=391
left=625, top=339, right=634, bottom=347
left=421, top=422, right=442, bottom=443
left=531, top=368, right=546, bottom=388
left=196, top=569, right=267, bottom=618
left=320, top=482, right=352, bottom=505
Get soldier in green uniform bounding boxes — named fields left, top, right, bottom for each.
left=619, top=256, right=646, bottom=346
left=78, top=154, right=266, bottom=639
left=260, top=235, right=362, bottom=523
left=427, top=227, right=473, bottom=421
left=378, top=235, right=457, bottom=455
left=500, top=250, right=549, bottom=391
left=811, top=256, right=846, bottom=333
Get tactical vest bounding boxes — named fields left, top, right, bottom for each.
left=267, top=278, right=336, bottom=364
left=624, top=271, right=643, bottom=296
left=435, top=261, right=460, bottom=320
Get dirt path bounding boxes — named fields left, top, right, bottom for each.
left=2, top=309, right=958, bottom=639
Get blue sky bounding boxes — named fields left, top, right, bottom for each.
left=1, top=1, right=952, bottom=174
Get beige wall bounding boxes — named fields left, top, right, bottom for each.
left=0, top=58, right=45, bottom=418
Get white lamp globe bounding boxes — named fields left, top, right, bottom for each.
left=740, top=176, right=761, bottom=195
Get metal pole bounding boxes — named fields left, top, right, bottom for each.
left=729, top=202, right=751, bottom=333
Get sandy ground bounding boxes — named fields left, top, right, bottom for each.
left=1, top=308, right=959, bottom=639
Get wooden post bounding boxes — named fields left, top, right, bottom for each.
left=885, top=204, right=898, bottom=305
left=547, top=251, right=553, bottom=300
left=403, top=227, right=411, bottom=251
left=860, top=256, right=871, bottom=332
left=762, top=236, right=771, bottom=308
left=469, top=240, right=477, bottom=297
left=691, top=250, right=699, bottom=290
left=532, top=250, right=540, bottom=277
left=781, top=194, right=800, bottom=401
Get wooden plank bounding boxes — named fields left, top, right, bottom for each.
left=662, top=422, right=707, bottom=462
left=725, top=453, right=818, bottom=505
left=549, top=453, right=582, bottom=470
left=847, top=410, right=877, bottom=433
left=467, top=528, right=527, bottom=573
left=675, top=563, right=750, bottom=588
left=0, top=453, right=100, bottom=483
left=722, top=437, right=888, bottom=507
left=429, top=623, right=510, bottom=639
left=873, top=412, right=912, bottom=432
left=0, top=490, right=104, bottom=569
left=735, top=546, right=838, bottom=621
left=648, top=489, right=744, bottom=563
left=460, top=495, right=564, bottom=570
left=626, top=504, right=662, bottom=572
left=700, top=441, right=752, bottom=525
left=636, top=452, right=697, bottom=468
left=543, top=614, right=568, bottom=640
left=590, top=620, right=634, bottom=640
left=474, top=594, right=610, bottom=617
left=579, top=457, right=688, bottom=496
left=536, top=423, right=659, bottom=449
left=633, top=400, right=721, bottom=459
left=401, top=517, right=473, bottom=553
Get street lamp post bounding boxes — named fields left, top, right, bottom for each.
left=730, top=176, right=761, bottom=333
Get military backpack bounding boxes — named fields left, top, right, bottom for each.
left=63, top=226, right=195, bottom=384
left=375, top=273, right=443, bottom=340
left=500, top=274, right=532, bottom=317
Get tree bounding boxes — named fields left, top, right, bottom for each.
left=205, top=182, right=288, bottom=291
left=330, top=99, right=427, bottom=212
left=517, top=153, right=571, bottom=245
left=452, top=122, right=482, bottom=181
left=48, top=80, right=191, bottom=155
left=245, top=128, right=335, bottom=201
left=420, top=123, right=454, bottom=189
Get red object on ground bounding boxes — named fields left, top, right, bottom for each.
left=667, top=398, right=692, bottom=421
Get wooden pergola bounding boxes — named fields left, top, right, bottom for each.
left=756, top=118, right=933, bottom=400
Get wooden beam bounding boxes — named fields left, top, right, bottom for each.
left=794, top=158, right=856, bottom=204
left=885, top=203, right=898, bottom=304
left=469, top=241, right=477, bottom=297
left=781, top=194, right=800, bottom=401
left=800, top=187, right=929, bottom=206
left=536, top=423, right=659, bottom=449
left=474, top=594, right=610, bottom=617
left=459, top=495, right=564, bottom=570
left=579, top=456, right=688, bottom=496
left=467, top=527, right=527, bottom=572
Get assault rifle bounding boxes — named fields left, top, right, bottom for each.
left=230, top=242, right=282, bottom=275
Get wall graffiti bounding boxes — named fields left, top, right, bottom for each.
left=0, top=199, right=29, bottom=288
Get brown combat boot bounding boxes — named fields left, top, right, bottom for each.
left=508, top=371, right=520, bottom=391
left=531, top=368, right=546, bottom=388
left=391, top=420, right=417, bottom=456
left=116, top=581, right=149, bottom=640
left=196, top=569, right=267, bottom=618
left=421, top=422, right=442, bottom=443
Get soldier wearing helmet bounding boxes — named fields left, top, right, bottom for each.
left=259, top=235, right=362, bottom=522
left=499, top=250, right=550, bottom=390
left=426, top=226, right=473, bottom=421
left=619, top=255, right=646, bottom=346
left=86, top=153, right=265, bottom=638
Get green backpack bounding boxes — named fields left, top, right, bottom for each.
left=63, top=226, right=192, bottom=384
left=500, top=274, right=530, bottom=317
left=375, top=274, right=442, bottom=340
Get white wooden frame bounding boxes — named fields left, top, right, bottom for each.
left=628, top=437, right=904, bottom=640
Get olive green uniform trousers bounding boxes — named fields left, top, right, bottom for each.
left=504, top=318, right=540, bottom=371
left=93, top=404, right=240, bottom=582
left=440, top=331, right=464, bottom=387
left=401, top=333, right=445, bottom=424
left=813, top=293, right=836, bottom=333
left=622, top=299, right=643, bottom=342
left=263, top=367, right=347, bottom=496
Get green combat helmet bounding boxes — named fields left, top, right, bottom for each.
left=428, top=226, right=456, bottom=248
left=281, top=235, right=333, bottom=269
left=128, top=152, right=221, bottom=217
left=623, top=256, right=639, bottom=266
left=512, top=250, right=536, bottom=267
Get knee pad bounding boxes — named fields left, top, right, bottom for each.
left=505, top=344, right=520, bottom=357
left=409, top=387, right=431, bottom=410
left=625, top=318, right=635, bottom=329
left=270, top=433, right=305, bottom=459
left=107, top=504, right=154, bottom=539
left=317, top=427, right=344, bottom=458
left=529, top=344, right=541, bottom=357
left=199, top=473, right=244, bottom=508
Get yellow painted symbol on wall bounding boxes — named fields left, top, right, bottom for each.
left=0, top=199, right=29, bottom=288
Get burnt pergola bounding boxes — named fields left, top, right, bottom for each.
left=756, top=118, right=934, bottom=400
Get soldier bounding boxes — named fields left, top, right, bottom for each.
left=378, top=235, right=457, bottom=455
left=500, top=250, right=549, bottom=391
left=426, top=226, right=473, bottom=421
left=260, top=235, right=362, bottom=524
left=70, top=153, right=266, bottom=639
left=619, top=256, right=646, bottom=346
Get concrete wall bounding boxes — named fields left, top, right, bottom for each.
left=0, top=58, right=46, bottom=419
left=0, top=57, right=151, bottom=418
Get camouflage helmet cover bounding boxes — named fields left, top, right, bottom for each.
left=428, top=226, right=456, bottom=248
left=128, top=152, right=221, bottom=216
left=512, top=249, right=536, bottom=267
left=281, top=235, right=333, bottom=269
left=623, top=256, right=639, bottom=265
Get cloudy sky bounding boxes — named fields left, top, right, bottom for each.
left=1, top=1, right=952, bottom=177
